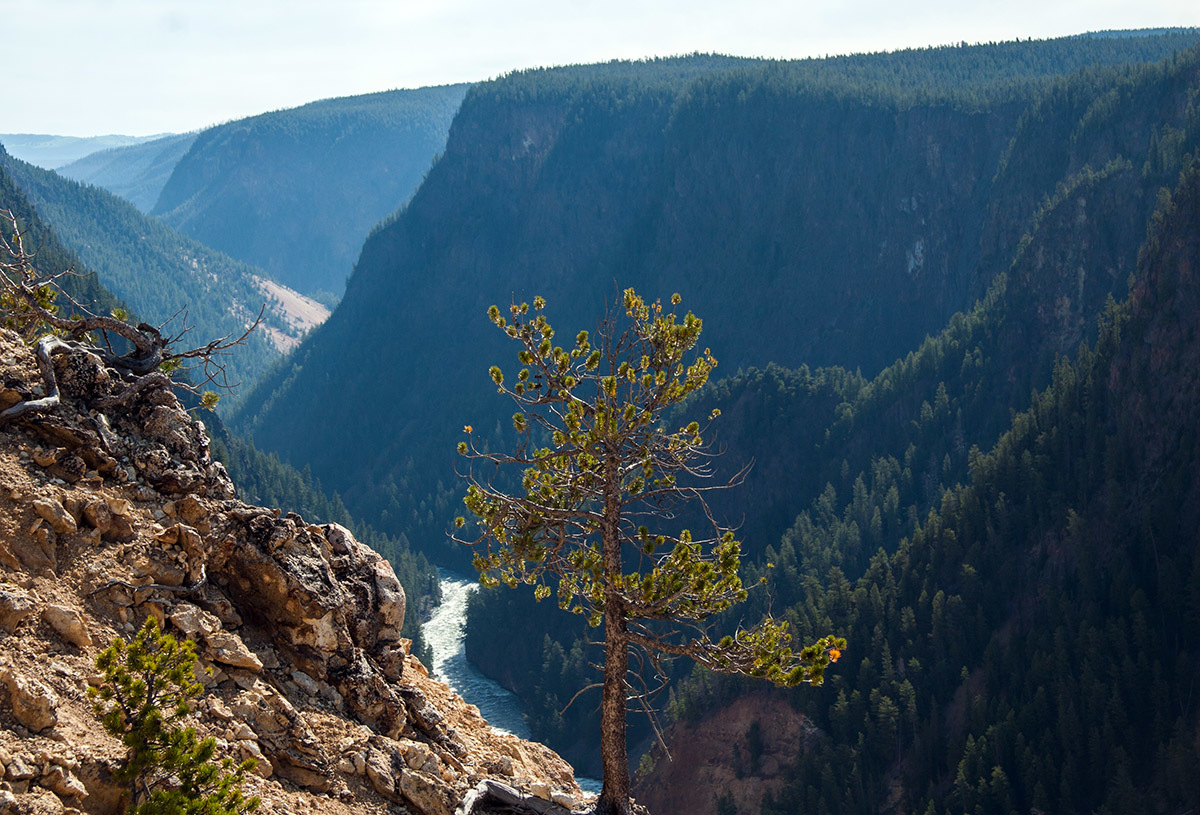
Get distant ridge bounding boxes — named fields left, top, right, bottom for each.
left=1080, top=26, right=1200, bottom=38
left=152, top=83, right=470, bottom=300
left=0, top=133, right=170, bottom=169
left=58, top=132, right=198, bottom=212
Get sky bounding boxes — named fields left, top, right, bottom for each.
left=4, top=0, right=1200, bottom=136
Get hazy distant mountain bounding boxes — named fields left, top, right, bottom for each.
left=152, top=84, right=469, bottom=301
left=58, top=132, right=198, bottom=212
left=0, top=146, right=326, bottom=399
left=0, top=133, right=169, bottom=170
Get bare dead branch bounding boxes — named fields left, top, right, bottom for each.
left=0, top=209, right=264, bottom=420
left=558, top=682, right=603, bottom=716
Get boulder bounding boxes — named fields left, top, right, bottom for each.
left=6, top=752, right=38, bottom=780
left=172, top=496, right=207, bottom=528
left=142, top=406, right=206, bottom=459
left=52, top=346, right=111, bottom=402
left=362, top=739, right=454, bottom=815
left=9, top=788, right=65, bottom=815
left=40, top=764, right=88, bottom=800
left=399, top=766, right=455, bottom=815
left=21, top=525, right=57, bottom=572
left=229, top=684, right=329, bottom=790
left=1, top=667, right=59, bottom=732
left=133, top=553, right=186, bottom=588
left=372, top=557, right=406, bottom=643
left=365, top=746, right=401, bottom=804
left=102, top=512, right=136, bottom=544
left=169, top=604, right=221, bottom=638
left=322, top=524, right=406, bottom=652
left=0, top=586, right=36, bottom=632
left=32, top=499, right=76, bottom=535
left=204, top=631, right=264, bottom=672
left=212, top=513, right=352, bottom=674
left=80, top=498, right=112, bottom=534
left=41, top=605, right=92, bottom=648
left=74, top=758, right=124, bottom=814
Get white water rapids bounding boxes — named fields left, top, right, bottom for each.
left=424, top=568, right=532, bottom=738
left=423, top=568, right=602, bottom=793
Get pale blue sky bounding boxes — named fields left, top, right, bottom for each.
left=4, top=0, right=1199, bottom=136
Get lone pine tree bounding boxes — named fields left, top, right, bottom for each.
left=456, top=288, right=843, bottom=815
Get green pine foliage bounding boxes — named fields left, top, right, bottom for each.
left=89, top=618, right=259, bottom=815
left=457, top=290, right=841, bottom=812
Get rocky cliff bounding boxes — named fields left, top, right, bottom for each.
left=0, top=329, right=584, bottom=815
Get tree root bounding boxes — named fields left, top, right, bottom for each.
left=0, top=335, right=70, bottom=426
left=87, top=565, right=209, bottom=598
left=92, top=372, right=173, bottom=409
left=0, top=335, right=174, bottom=428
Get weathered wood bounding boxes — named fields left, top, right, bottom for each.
left=0, top=335, right=69, bottom=425
left=597, top=451, right=631, bottom=815
left=87, top=565, right=209, bottom=598
left=457, top=779, right=574, bottom=815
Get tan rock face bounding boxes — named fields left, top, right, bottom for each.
left=32, top=499, right=76, bottom=535
left=204, top=631, right=264, bottom=671
left=80, top=498, right=112, bottom=535
left=0, top=328, right=586, bottom=815
left=169, top=604, right=221, bottom=638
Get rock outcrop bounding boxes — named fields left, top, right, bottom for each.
left=0, top=330, right=587, bottom=814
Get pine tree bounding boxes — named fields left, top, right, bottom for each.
left=456, top=289, right=843, bottom=815
left=89, top=617, right=259, bottom=814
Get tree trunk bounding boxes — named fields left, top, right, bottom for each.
left=597, top=452, right=630, bottom=815
left=597, top=586, right=630, bottom=815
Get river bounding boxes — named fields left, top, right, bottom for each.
left=424, top=568, right=532, bottom=738
left=423, top=568, right=602, bottom=793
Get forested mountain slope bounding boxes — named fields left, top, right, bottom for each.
left=463, top=44, right=1200, bottom=783
left=0, top=153, right=123, bottom=321
left=646, top=155, right=1200, bottom=815
left=0, top=146, right=313, bottom=396
left=234, top=32, right=1200, bottom=571
left=152, top=84, right=469, bottom=301
left=58, top=132, right=198, bottom=212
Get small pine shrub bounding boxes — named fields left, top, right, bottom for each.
left=89, top=617, right=259, bottom=814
